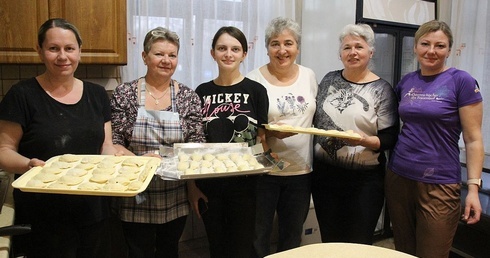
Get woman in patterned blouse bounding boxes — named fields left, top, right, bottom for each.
left=110, top=27, right=205, bottom=258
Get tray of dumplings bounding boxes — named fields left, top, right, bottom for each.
left=157, top=143, right=275, bottom=180
left=12, top=154, right=161, bottom=196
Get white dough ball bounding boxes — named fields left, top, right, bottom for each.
left=237, top=164, right=250, bottom=171
left=224, top=160, right=236, bottom=168
left=201, top=160, right=212, bottom=168
left=229, top=153, right=241, bottom=162
left=215, top=166, right=226, bottom=173
left=248, top=158, right=259, bottom=166
left=177, top=161, right=189, bottom=171
left=242, top=153, right=253, bottom=161
left=203, top=153, right=215, bottom=161
left=227, top=165, right=238, bottom=172
left=235, top=160, right=248, bottom=167
left=212, top=160, right=225, bottom=167
left=178, top=153, right=190, bottom=162
left=200, top=167, right=214, bottom=174
left=185, top=168, right=198, bottom=174
left=191, top=153, right=203, bottom=161
left=189, top=161, right=200, bottom=169
left=216, top=153, right=228, bottom=161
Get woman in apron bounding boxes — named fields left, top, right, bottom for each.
left=110, top=27, right=205, bottom=258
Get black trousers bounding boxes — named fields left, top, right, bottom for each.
left=311, top=162, right=385, bottom=244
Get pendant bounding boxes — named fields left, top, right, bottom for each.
left=155, top=99, right=159, bottom=105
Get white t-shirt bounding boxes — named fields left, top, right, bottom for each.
left=247, top=65, right=318, bottom=176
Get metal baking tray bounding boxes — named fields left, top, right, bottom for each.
left=12, top=155, right=161, bottom=197
left=157, top=143, right=274, bottom=180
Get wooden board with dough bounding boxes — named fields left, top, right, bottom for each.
left=12, top=154, right=161, bottom=196
left=263, top=124, right=362, bottom=140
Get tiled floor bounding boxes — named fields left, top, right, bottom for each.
left=178, top=237, right=396, bottom=258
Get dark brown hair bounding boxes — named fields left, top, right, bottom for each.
left=38, top=18, right=82, bottom=48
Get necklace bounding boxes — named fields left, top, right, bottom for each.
left=147, top=86, right=170, bottom=105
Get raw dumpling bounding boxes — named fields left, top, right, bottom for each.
left=127, top=181, right=143, bottom=191
left=33, top=173, right=59, bottom=183
left=58, top=154, right=80, bottom=163
left=203, top=153, right=215, bottom=161
left=58, top=175, right=84, bottom=186
left=191, top=153, right=203, bottom=162
left=177, top=161, right=189, bottom=171
left=78, top=182, right=102, bottom=190
left=65, top=168, right=88, bottom=177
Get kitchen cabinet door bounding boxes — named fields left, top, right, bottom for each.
left=49, top=0, right=127, bottom=64
left=0, top=0, right=127, bottom=64
left=0, top=0, right=50, bottom=63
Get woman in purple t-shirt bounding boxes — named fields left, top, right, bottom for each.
left=386, top=20, right=483, bottom=258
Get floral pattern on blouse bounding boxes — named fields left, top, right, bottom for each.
left=111, top=77, right=206, bottom=146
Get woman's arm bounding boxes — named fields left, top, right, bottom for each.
left=187, top=180, right=208, bottom=219
left=178, top=86, right=206, bottom=143
left=100, top=121, right=128, bottom=155
left=460, top=101, right=484, bottom=224
left=0, top=120, right=44, bottom=174
left=110, top=81, right=138, bottom=146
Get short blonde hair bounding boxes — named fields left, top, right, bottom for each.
left=143, top=27, right=180, bottom=53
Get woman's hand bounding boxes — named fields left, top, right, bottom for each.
left=187, top=180, right=208, bottom=219
left=27, top=158, right=45, bottom=169
left=142, top=151, right=161, bottom=158
left=343, top=132, right=380, bottom=151
left=462, top=186, right=482, bottom=224
left=343, top=136, right=364, bottom=147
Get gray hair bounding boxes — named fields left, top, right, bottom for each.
left=338, top=24, right=375, bottom=54
left=265, top=17, right=301, bottom=48
left=143, top=27, right=180, bottom=54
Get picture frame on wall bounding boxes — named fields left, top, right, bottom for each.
left=356, top=0, right=437, bottom=28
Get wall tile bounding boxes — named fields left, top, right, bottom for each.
left=1, top=65, right=20, bottom=79
left=75, top=65, right=87, bottom=78
left=20, top=65, right=40, bottom=79
left=102, top=66, right=119, bottom=78
left=0, top=64, right=122, bottom=100
left=86, top=65, right=103, bottom=78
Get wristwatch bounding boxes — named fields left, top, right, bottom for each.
left=467, top=178, right=483, bottom=189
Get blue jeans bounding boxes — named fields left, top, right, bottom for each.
left=311, top=162, right=385, bottom=244
left=253, top=174, right=311, bottom=257
left=196, top=176, right=257, bottom=258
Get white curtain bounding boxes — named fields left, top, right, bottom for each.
left=121, top=0, right=298, bottom=89
left=446, top=0, right=490, bottom=151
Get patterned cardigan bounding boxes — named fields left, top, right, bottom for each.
left=110, top=77, right=206, bottom=147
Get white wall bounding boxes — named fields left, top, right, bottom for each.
left=300, top=0, right=357, bottom=82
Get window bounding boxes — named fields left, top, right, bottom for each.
left=122, top=0, right=298, bottom=89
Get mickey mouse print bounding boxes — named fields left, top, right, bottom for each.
left=195, top=78, right=269, bottom=147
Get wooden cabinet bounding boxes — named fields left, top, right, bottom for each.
left=0, top=0, right=127, bottom=64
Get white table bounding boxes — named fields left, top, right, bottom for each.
left=266, top=243, right=417, bottom=258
